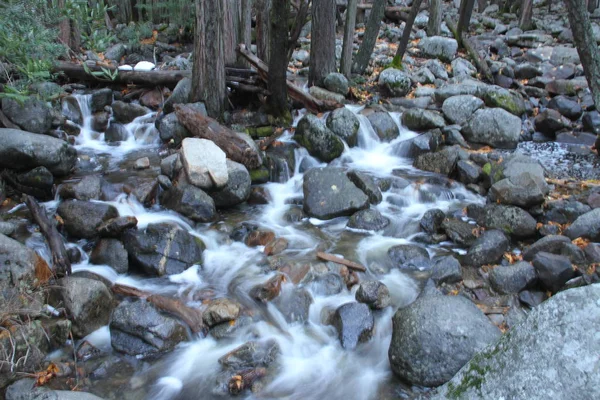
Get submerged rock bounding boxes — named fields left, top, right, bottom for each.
left=333, top=302, right=374, bottom=349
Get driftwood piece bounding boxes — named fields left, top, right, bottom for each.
left=174, top=104, right=263, bottom=170
left=228, top=367, right=268, bottom=395
left=316, top=251, right=366, bottom=272
left=25, top=195, right=71, bottom=277
left=445, top=16, right=494, bottom=83
left=112, top=283, right=204, bottom=333
left=237, top=44, right=343, bottom=113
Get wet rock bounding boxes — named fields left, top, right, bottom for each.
left=209, top=160, right=251, bottom=208
left=564, top=208, right=600, bottom=241
left=104, top=123, right=128, bottom=142
left=76, top=340, right=103, bottom=362
left=401, top=109, right=445, bottom=132
left=413, top=145, right=460, bottom=176
left=1, top=97, right=52, bottom=134
left=489, top=262, right=537, bottom=294
left=133, top=157, right=150, bottom=170
left=464, top=229, right=509, bottom=267
left=309, top=86, right=345, bottom=103
left=90, top=88, right=113, bottom=113
left=347, top=170, right=382, bottom=204
left=58, top=175, right=102, bottom=201
left=122, top=222, right=205, bottom=276
left=483, top=88, right=527, bottom=117
left=91, top=111, right=110, bottom=132
left=294, top=113, right=344, bottom=162
left=210, top=315, right=253, bottom=340
left=582, top=110, right=600, bottom=134
left=532, top=252, right=576, bottom=293
left=333, top=302, right=374, bottom=349
left=477, top=204, right=537, bottom=239
left=378, top=68, right=412, bottom=97
left=431, top=256, right=462, bottom=285
left=389, top=282, right=501, bottom=386
left=97, top=216, right=138, bottom=238
left=388, top=244, right=429, bottom=266
left=90, top=238, right=129, bottom=273
left=55, top=276, right=112, bottom=338
left=0, top=128, right=77, bottom=176
left=323, top=72, right=349, bottom=95
left=366, top=111, right=399, bottom=142
left=16, top=166, right=53, bottom=190
left=442, top=95, right=484, bottom=125
left=5, top=378, right=105, bottom=400
left=547, top=95, right=582, bottom=121
left=303, top=167, right=369, bottom=220
left=264, top=237, right=289, bottom=256
left=418, top=36, right=458, bottom=62
left=355, top=281, right=390, bottom=309
left=162, top=78, right=192, bottom=114
left=408, top=129, right=444, bottom=156
left=543, top=200, right=591, bottom=224
left=203, top=298, right=241, bottom=327
left=432, top=284, right=600, bottom=400
left=347, top=209, right=390, bottom=231
left=111, top=100, right=149, bottom=123
left=463, top=108, right=521, bottom=149
left=534, top=109, right=569, bottom=137
left=62, top=96, right=83, bottom=125
left=158, top=112, right=190, bottom=145
left=326, top=107, right=359, bottom=147
left=442, top=218, right=479, bottom=247
left=420, top=209, right=446, bottom=235
left=272, top=286, right=313, bottom=323
left=110, top=298, right=188, bottom=356
left=57, top=200, right=119, bottom=239
left=249, top=274, right=285, bottom=303
left=181, top=137, right=228, bottom=189
left=456, top=160, right=482, bottom=185
left=310, top=273, right=344, bottom=296
left=218, top=340, right=280, bottom=370
left=245, top=230, right=276, bottom=247
left=523, top=235, right=573, bottom=262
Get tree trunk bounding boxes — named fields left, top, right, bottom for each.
left=519, top=0, right=533, bottom=31
left=191, top=0, right=206, bottom=103
left=239, top=0, right=252, bottom=67
left=392, top=0, right=423, bottom=67
left=457, top=0, right=476, bottom=37
left=565, top=0, right=600, bottom=110
left=223, top=0, right=240, bottom=66
left=341, top=0, right=358, bottom=77
left=352, top=0, right=386, bottom=74
left=257, top=0, right=271, bottom=64
left=287, top=0, right=310, bottom=62
left=588, top=0, right=598, bottom=12
left=58, top=0, right=71, bottom=49
left=427, top=0, right=442, bottom=37
left=309, top=0, right=336, bottom=86
left=268, top=0, right=290, bottom=118
left=204, top=0, right=227, bottom=119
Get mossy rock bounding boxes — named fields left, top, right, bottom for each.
left=484, top=89, right=527, bottom=117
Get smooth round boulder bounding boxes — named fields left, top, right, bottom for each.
left=355, top=281, right=390, bottom=309
left=378, top=68, right=412, bottom=97
left=326, top=107, right=359, bottom=147
left=294, top=114, right=345, bottom=162
left=209, top=160, right=251, bottom=208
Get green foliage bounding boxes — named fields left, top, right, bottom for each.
left=82, top=62, right=119, bottom=81
left=0, top=85, right=31, bottom=104
left=134, top=0, right=195, bottom=29
left=67, top=0, right=117, bottom=52
left=118, top=21, right=154, bottom=48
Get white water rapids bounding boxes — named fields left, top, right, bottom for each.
left=26, top=94, right=484, bottom=400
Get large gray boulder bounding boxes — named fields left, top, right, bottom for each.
left=0, top=129, right=77, bottom=176
left=564, top=208, right=600, bottom=240
left=294, top=113, right=345, bottom=162
left=413, top=145, right=460, bottom=176
left=158, top=112, right=191, bottom=145
left=161, top=183, right=216, bottom=222
left=418, top=36, right=458, bottom=62
left=1, top=97, right=53, bottom=134
left=442, top=95, right=484, bottom=125
left=303, top=168, right=369, bottom=219
left=58, top=175, right=102, bottom=201
left=463, top=108, right=522, bottom=149
left=90, top=238, right=129, bottom=273
left=110, top=298, right=188, bottom=356
left=326, top=107, right=360, bottom=147
left=180, top=137, right=228, bottom=189
left=367, top=111, right=400, bottom=142
left=432, top=285, right=600, bottom=400
left=401, top=109, right=445, bottom=132
left=209, top=160, right=251, bottom=208
left=6, top=378, right=106, bottom=400
left=389, top=282, right=501, bottom=386
left=464, top=229, right=509, bottom=267
left=162, top=77, right=192, bottom=114
left=476, top=204, right=537, bottom=239
left=122, top=222, right=205, bottom=276
left=378, top=68, right=412, bottom=97
left=111, top=101, right=149, bottom=124
left=488, top=154, right=549, bottom=208
left=57, top=200, right=119, bottom=239
left=483, top=87, right=527, bottom=117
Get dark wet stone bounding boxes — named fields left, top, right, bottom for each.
left=333, top=302, right=374, bottom=349
left=431, top=256, right=462, bottom=285
left=489, top=261, right=537, bottom=294
left=532, top=252, right=576, bottom=293
left=97, top=216, right=138, bottom=238
left=347, top=209, right=390, bottom=231
left=420, top=209, right=446, bottom=234
left=311, top=273, right=344, bottom=296
left=203, top=298, right=241, bottom=327
left=347, top=170, right=382, bottom=205
left=463, top=230, right=509, bottom=267
left=90, top=238, right=129, bottom=273
left=218, top=340, right=280, bottom=370
left=442, top=218, right=479, bottom=247
left=272, top=286, right=313, bottom=323
left=59, top=175, right=102, bottom=201
left=355, top=281, right=390, bottom=309
left=57, top=200, right=119, bottom=239
left=388, top=244, right=429, bottom=266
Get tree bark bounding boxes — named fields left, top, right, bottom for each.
left=519, top=0, right=533, bottom=31
left=427, top=0, right=442, bottom=36
left=58, top=0, right=71, bottom=49
left=239, top=0, right=253, bottom=67
left=223, top=0, right=240, bottom=66
left=457, top=0, right=476, bottom=37
left=191, top=0, right=206, bottom=103
left=309, top=0, right=337, bottom=86
left=268, top=0, right=291, bottom=118
left=352, top=0, right=386, bottom=74
left=204, top=0, right=227, bottom=119
left=565, top=0, right=600, bottom=110
left=341, top=0, right=358, bottom=77
left=257, top=0, right=272, bottom=64
left=392, top=0, right=424, bottom=67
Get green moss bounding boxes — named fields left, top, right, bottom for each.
left=194, top=237, right=206, bottom=252
left=250, top=167, right=270, bottom=184
left=482, top=163, right=492, bottom=176
left=247, top=126, right=274, bottom=138
left=389, top=55, right=404, bottom=70
left=446, top=354, right=490, bottom=399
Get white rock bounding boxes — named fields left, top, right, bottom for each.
left=117, top=65, right=133, bottom=71
left=134, top=61, right=155, bottom=71
left=180, top=138, right=228, bottom=189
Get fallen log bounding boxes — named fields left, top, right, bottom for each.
left=174, top=104, right=263, bottom=170
left=25, top=195, right=71, bottom=277
left=316, top=251, right=367, bottom=272
left=445, top=16, right=494, bottom=83
left=228, top=367, right=268, bottom=395
left=112, top=283, right=204, bottom=333
left=237, top=44, right=343, bottom=113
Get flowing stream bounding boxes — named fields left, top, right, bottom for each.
left=26, top=95, right=484, bottom=399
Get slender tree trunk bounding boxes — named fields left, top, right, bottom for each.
left=392, top=0, right=423, bottom=67
left=269, top=0, right=290, bottom=118
left=352, top=0, right=386, bottom=74
left=519, top=0, right=533, bottom=30
left=457, top=0, right=476, bottom=37
left=309, top=0, right=336, bottom=86
left=565, top=0, right=600, bottom=110
left=58, top=0, right=71, bottom=49
left=341, top=0, right=358, bottom=77
left=191, top=0, right=205, bottom=103
left=588, top=0, right=598, bottom=12
left=287, top=0, right=310, bottom=62
left=427, top=0, right=442, bottom=36
left=239, top=0, right=252, bottom=67
left=223, top=0, right=240, bottom=66
left=257, top=0, right=271, bottom=64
